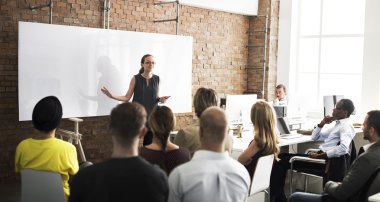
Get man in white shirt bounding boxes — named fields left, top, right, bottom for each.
left=274, top=84, right=287, bottom=106
left=289, top=110, right=380, bottom=202
left=270, top=99, right=356, bottom=202
left=168, top=107, right=250, bottom=202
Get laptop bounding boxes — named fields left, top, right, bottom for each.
left=277, top=117, right=302, bottom=139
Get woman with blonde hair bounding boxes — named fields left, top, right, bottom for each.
left=139, top=105, right=190, bottom=174
left=238, top=101, right=279, bottom=179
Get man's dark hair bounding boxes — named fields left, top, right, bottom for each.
left=366, top=110, right=380, bottom=135
left=32, top=96, right=62, bottom=133
left=109, top=102, right=147, bottom=147
left=194, top=87, right=218, bottom=118
left=340, top=99, right=355, bottom=117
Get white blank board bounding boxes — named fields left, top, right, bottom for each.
left=18, top=22, right=193, bottom=121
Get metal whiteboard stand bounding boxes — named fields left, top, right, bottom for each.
left=56, top=118, right=93, bottom=169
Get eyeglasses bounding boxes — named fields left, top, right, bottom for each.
left=144, top=61, right=156, bottom=65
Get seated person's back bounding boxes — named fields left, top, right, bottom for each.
left=15, top=96, right=79, bottom=200
left=139, top=106, right=190, bottom=174
left=70, top=157, right=167, bottom=202
left=169, top=107, right=250, bottom=202
left=238, top=101, right=279, bottom=179
left=174, top=87, right=232, bottom=155
left=69, top=102, right=168, bottom=202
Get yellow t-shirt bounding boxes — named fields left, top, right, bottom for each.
left=15, top=137, right=79, bottom=200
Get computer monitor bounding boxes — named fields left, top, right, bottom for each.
left=225, top=94, right=257, bottom=125
left=277, top=117, right=291, bottom=135
left=323, top=95, right=344, bottom=117
left=274, top=106, right=287, bottom=118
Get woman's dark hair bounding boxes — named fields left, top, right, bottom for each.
left=149, top=105, right=175, bottom=173
left=138, top=54, right=153, bottom=74
left=149, top=105, right=175, bottom=152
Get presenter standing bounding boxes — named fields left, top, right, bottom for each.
left=101, top=54, right=170, bottom=145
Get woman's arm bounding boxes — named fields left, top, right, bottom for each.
left=238, top=141, right=260, bottom=165
left=101, top=77, right=135, bottom=102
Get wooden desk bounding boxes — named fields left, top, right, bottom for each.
left=369, top=192, right=380, bottom=202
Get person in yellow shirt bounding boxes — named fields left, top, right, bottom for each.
left=15, top=96, right=79, bottom=201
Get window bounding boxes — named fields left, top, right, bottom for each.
left=289, top=0, right=365, bottom=116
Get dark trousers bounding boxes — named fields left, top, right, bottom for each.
left=270, top=153, right=325, bottom=202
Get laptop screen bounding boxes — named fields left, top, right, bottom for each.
left=277, top=117, right=291, bottom=135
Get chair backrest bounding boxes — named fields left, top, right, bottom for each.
left=325, top=140, right=357, bottom=184
left=357, top=166, right=380, bottom=202
left=21, top=169, right=65, bottom=202
left=249, top=154, right=275, bottom=195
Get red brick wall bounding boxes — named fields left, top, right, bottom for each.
left=0, top=0, right=278, bottom=181
left=247, top=0, right=279, bottom=100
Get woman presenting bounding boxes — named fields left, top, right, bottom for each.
left=101, top=54, right=170, bottom=145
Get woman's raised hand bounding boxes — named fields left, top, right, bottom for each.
left=101, top=86, right=113, bottom=98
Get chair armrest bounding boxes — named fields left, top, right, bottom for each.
left=305, top=148, right=320, bottom=154
left=289, top=156, right=326, bottom=164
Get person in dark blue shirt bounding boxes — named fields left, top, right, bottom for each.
left=101, top=54, right=169, bottom=145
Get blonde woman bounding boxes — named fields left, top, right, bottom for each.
left=238, top=101, right=279, bottom=179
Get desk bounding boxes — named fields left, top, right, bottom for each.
left=230, top=131, right=313, bottom=159
left=369, top=192, right=380, bottom=202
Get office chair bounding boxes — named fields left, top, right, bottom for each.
left=359, top=166, right=380, bottom=202
left=21, top=169, right=65, bottom=202
left=247, top=154, right=275, bottom=202
left=289, top=141, right=356, bottom=194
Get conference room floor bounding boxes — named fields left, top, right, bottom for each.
left=0, top=181, right=21, bottom=202
left=0, top=177, right=302, bottom=202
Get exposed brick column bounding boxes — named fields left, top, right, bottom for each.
left=247, top=0, right=280, bottom=100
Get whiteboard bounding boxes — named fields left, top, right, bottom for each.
left=18, top=22, right=193, bottom=121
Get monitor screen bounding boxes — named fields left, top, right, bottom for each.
left=323, top=95, right=344, bottom=117
left=274, top=106, right=287, bottom=118
left=225, top=94, right=257, bottom=125
left=277, top=117, right=291, bottom=135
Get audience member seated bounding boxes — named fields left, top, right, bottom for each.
left=174, top=87, right=232, bottom=155
left=270, top=99, right=356, bottom=202
left=15, top=96, right=79, bottom=201
left=168, top=107, right=250, bottom=202
left=358, top=121, right=377, bottom=156
left=237, top=101, right=280, bottom=179
left=289, top=110, right=380, bottom=202
left=274, top=84, right=287, bottom=106
left=139, top=106, right=191, bottom=174
left=69, top=102, right=168, bottom=202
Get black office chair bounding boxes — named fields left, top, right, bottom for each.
left=321, top=166, right=380, bottom=202
left=289, top=141, right=356, bottom=193
left=358, top=166, right=380, bottom=202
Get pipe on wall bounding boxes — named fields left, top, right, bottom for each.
left=29, top=0, right=53, bottom=24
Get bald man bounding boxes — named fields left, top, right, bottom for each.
left=168, top=107, right=250, bottom=202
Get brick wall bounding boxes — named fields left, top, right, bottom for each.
left=247, top=0, right=279, bottom=100
left=0, top=0, right=278, bottom=181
